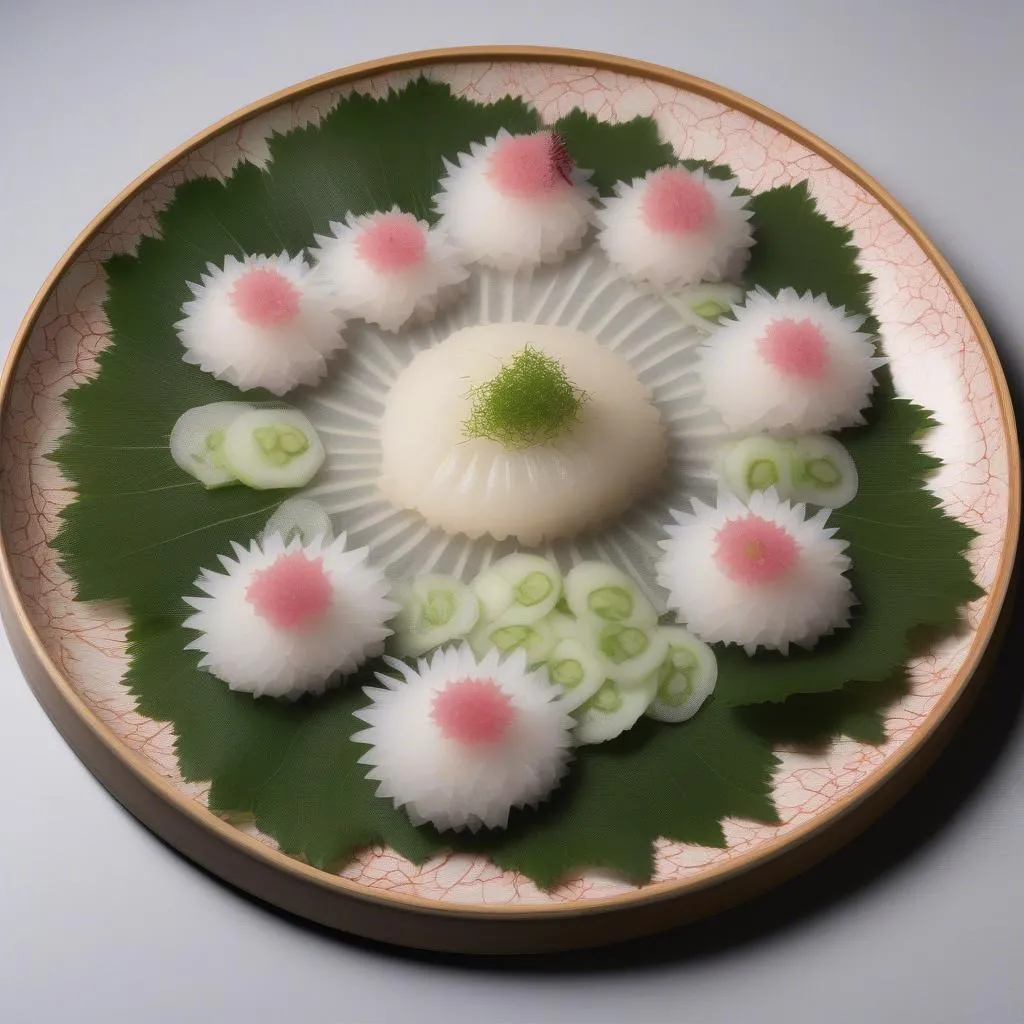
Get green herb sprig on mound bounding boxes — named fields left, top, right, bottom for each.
left=463, top=346, right=588, bottom=449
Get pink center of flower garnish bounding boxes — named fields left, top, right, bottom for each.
left=757, top=318, right=829, bottom=380
left=640, top=168, right=715, bottom=234
left=431, top=677, right=516, bottom=746
left=714, top=515, right=799, bottom=586
left=356, top=213, right=427, bottom=273
left=245, top=552, right=333, bottom=629
left=229, top=267, right=301, bottom=327
left=488, top=131, right=573, bottom=198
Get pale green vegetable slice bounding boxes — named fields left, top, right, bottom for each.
left=574, top=674, right=659, bottom=746
left=596, top=623, right=671, bottom=689
left=548, top=611, right=582, bottom=642
left=546, top=637, right=605, bottom=712
left=646, top=626, right=718, bottom=723
left=472, top=553, right=563, bottom=625
left=683, top=282, right=745, bottom=321
left=221, top=407, right=325, bottom=490
left=469, top=610, right=556, bottom=666
left=169, top=401, right=252, bottom=488
left=473, top=571, right=511, bottom=620
left=664, top=282, right=745, bottom=325
left=393, top=574, right=480, bottom=658
left=791, top=435, right=859, bottom=508
left=564, top=562, right=658, bottom=632
left=262, top=498, right=334, bottom=546
left=718, top=435, right=794, bottom=503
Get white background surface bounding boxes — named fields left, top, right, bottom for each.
left=1, top=2, right=1022, bottom=1021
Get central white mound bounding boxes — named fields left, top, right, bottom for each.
left=378, top=323, right=668, bottom=545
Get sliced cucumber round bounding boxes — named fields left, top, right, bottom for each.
left=564, top=562, right=658, bottom=632
left=393, top=573, right=480, bottom=658
left=791, top=435, right=858, bottom=508
left=548, top=611, right=582, bottom=642
left=596, top=623, right=670, bottom=689
left=221, top=407, right=325, bottom=490
left=683, top=282, right=745, bottom=321
left=472, top=553, right=563, bottom=626
left=169, top=401, right=252, bottom=488
left=547, top=637, right=606, bottom=712
left=718, top=435, right=794, bottom=503
left=664, top=282, right=745, bottom=327
left=262, top=497, right=334, bottom=546
left=469, top=611, right=556, bottom=667
left=574, top=674, right=659, bottom=746
left=646, top=626, right=718, bottom=723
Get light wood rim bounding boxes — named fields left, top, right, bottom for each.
left=0, top=45, right=1019, bottom=953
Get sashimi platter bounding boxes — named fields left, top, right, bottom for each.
left=1, top=50, right=1016, bottom=952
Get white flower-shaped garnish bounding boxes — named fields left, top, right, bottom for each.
left=657, top=488, right=855, bottom=654
left=184, top=531, right=396, bottom=698
left=310, top=207, right=468, bottom=332
left=697, top=287, right=886, bottom=433
left=433, top=128, right=596, bottom=271
left=176, top=252, right=345, bottom=395
left=596, top=165, right=754, bottom=288
left=352, top=644, right=575, bottom=832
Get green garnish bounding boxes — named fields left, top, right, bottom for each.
left=198, top=429, right=228, bottom=469
left=551, top=658, right=585, bottom=688
left=586, top=681, right=623, bottom=714
left=802, top=457, right=841, bottom=487
left=515, top=571, right=553, bottom=607
left=691, top=299, right=730, bottom=320
left=746, top=458, right=779, bottom=491
left=657, top=647, right=698, bottom=706
left=598, top=623, right=648, bottom=664
left=463, top=346, right=587, bottom=449
left=421, top=589, right=457, bottom=628
left=253, top=424, right=310, bottom=467
left=587, top=585, right=634, bottom=622
left=490, top=624, right=535, bottom=652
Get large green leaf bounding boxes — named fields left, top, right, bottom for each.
left=552, top=109, right=740, bottom=195
left=265, top=78, right=541, bottom=231
left=125, top=619, right=441, bottom=866
left=553, top=110, right=675, bottom=194
left=464, top=701, right=779, bottom=887
left=47, top=80, right=977, bottom=886
left=740, top=672, right=910, bottom=747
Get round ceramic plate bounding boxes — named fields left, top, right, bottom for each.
left=1, top=47, right=1018, bottom=955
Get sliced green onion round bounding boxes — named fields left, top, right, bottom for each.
left=564, top=562, right=658, bottom=631
left=646, top=626, right=718, bottom=723
left=574, top=674, right=658, bottom=745
left=262, top=497, right=334, bottom=546
left=469, top=610, right=556, bottom=667
left=393, top=574, right=480, bottom=658
left=547, top=637, right=605, bottom=711
left=598, top=625, right=670, bottom=688
left=790, top=435, right=858, bottom=508
left=169, top=402, right=253, bottom=488
left=472, top=553, right=563, bottom=626
left=718, top=435, right=794, bottom=503
left=221, top=407, right=325, bottom=490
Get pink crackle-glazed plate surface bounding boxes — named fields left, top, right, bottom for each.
left=1, top=52, right=1017, bottom=921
